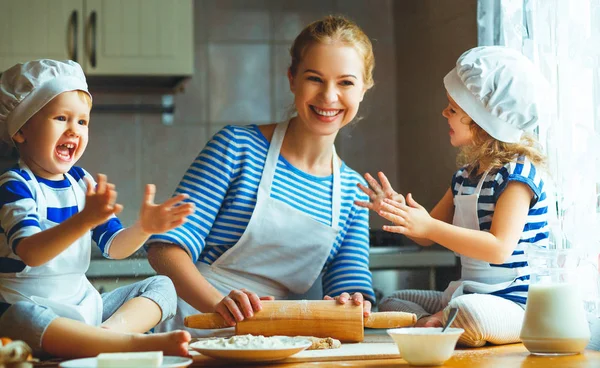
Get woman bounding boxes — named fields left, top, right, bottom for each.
left=147, top=15, right=377, bottom=334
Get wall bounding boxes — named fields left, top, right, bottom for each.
left=393, top=0, right=478, bottom=210
left=77, top=0, right=397, bottom=229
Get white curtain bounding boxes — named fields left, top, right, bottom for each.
left=477, top=0, right=600, bottom=313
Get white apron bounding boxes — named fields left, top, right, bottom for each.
left=159, top=120, right=341, bottom=334
left=0, top=162, right=103, bottom=326
left=442, top=167, right=520, bottom=305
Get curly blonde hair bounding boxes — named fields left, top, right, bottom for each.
left=457, top=118, right=547, bottom=177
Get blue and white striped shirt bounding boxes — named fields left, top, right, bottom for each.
left=0, top=166, right=123, bottom=274
left=148, top=125, right=375, bottom=303
left=451, top=157, right=549, bottom=304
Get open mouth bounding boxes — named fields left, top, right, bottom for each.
left=56, top=142, right=76, bottom=161
left=310, top=105, right=343, bottom=118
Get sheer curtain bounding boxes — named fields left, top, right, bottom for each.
left=477, top=0, right=600, bottom=316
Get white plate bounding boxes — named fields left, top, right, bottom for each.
left=59, top=355, right=192, bottom=368
left=189, top=336, right=312, bottom=362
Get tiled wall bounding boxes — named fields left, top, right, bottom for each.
left=393, top=0, right=478, bottom=210
left=79, top=0, right=398, bottom=228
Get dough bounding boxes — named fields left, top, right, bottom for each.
left=300, top=336, right=342, bottom=350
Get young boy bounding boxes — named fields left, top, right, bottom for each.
left=0, top=59, right=193, bottom=358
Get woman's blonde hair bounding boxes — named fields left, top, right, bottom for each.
left=288, top=15, right=375, bottom=89
left=457, top=119, right=547, bottom=176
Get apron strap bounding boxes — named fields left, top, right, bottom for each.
left=259, top=121, right=342, bottom=229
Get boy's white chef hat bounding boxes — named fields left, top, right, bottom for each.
left=0, top=59, right=91, bottom=144
left=443, top=46, right=548, bottom=143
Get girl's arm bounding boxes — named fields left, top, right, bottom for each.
left=404, top=188, right=455, bottom=246
left=380, top=181, right=532, bottom=264
left=356, top=172, right=455, bottom=246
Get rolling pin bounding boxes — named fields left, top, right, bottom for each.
left=184, top=300, right=416, bottom=342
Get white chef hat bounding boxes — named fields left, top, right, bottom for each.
left=0, top=59, right=91, bottom=144
left=443, top=46, right=548, bottom=143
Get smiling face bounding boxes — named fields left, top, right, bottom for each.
left=288, top=41, right=367, bottom=137
left=13, top=91, right=91, bottom=180
left=442, top=93, right=474, bottom=147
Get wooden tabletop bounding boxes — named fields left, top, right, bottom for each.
left=186, top=344, right=600, bottom=368
left=34, top=342, right=600, bottom=367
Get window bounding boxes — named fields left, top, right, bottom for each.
left=478, top=0, right=600, bottom=313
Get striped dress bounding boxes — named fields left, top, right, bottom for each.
left=451, top=156, right=549, bottom=304
left=147, top=124, right=375, bottom=303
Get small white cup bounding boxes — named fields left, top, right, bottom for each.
left=387, top=327, right=464, bottom=366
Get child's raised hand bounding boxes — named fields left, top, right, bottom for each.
left=379, top=193, right=432, bottom=238
left=356, top=171, right=405, bottom=213
left=81, top=174, right=124, bottom=228
left=138, top=184, right=194, bottom=235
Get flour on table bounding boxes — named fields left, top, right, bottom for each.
left=191, top=335, right=311, bottom=350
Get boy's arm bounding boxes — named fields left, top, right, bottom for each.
left=16, top=175, right=122, bottom=266
left=107, top=184, right=193, bottom=259
left=15, top=214, right=95, bottom=267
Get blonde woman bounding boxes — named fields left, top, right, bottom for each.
left=147, top=16, right=377, bottom=335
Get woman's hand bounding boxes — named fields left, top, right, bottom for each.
left=138, top=184, right=195, bottom=234
left=356, top=172, right=405, bottom=213
left=379, top=193, right=434, bottom=238
left=324, top=292, right=372, bottom=318
left=214, top=289, right=275, bottom=326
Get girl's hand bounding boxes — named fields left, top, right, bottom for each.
left=138, top=185, right=195, bottom=235
left=324, top=292, right=372, bottom=318
left=379, top=193, right=433, bottom=238
left=80, top=174, right=123, bottom=228
left=214, top=289, right=275, bottom=326
left=355, top=172, right=405, bottom=213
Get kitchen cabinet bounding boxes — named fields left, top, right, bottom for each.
left=0, top=0, right=193, bottom=77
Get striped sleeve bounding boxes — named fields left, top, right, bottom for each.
left=70, top=168, right=124, bottom=258
left=494, top=158, right=543, bottom=206
left=147, top=126, right=239, bottom=262
left=0, top=170, right=41, bottom=253
left=322, top=176, right=375, bottom=304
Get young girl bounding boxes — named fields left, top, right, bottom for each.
left=0, top=59, right=194, bottom=358
left=357, top=46, right=550, bottom=347
left=147, top=15, right=376, bottom=334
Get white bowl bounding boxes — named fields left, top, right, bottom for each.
left=387, top=327, right=464, bottom=366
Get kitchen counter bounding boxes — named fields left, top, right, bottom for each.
left=86, top=246, right=456, bottom=277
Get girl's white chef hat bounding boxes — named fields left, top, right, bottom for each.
left=0, top=59, right=91, bottom=144
left=443, top=46, right=548, bottom=143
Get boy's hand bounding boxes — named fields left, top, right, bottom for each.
left=81, top=174, right=123, bottom=228
left=355, top=171, right=405, bottom=213
left=138, top=184, right=194, bottom=235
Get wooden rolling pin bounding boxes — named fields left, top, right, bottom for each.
left=184, top=300, right=416, bottom=342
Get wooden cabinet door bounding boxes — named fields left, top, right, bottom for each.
left=0, top=0, right=84, bottom=71
left=83, top=0, right=193, bottom=76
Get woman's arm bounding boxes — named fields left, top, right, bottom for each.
left=147, top=243, right=223, bottom=313
left=147, top=243, right=272, bottom=326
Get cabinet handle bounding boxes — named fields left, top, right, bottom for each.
left=88, top=11, right=97, bottom=68
left=68, top=10, right=78, bottom=62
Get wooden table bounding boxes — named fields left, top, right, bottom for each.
left=188, top=344, right=600, bottom=367
left=34, top=342, right=600, bottom=367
